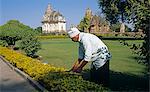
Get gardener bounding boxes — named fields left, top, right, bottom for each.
left=67, top=27, right=111, bottom=86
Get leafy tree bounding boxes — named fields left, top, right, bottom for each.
left=0, top=20, right=31, bottom=46
left=78, top=18, right=86, bottom=32
left=97, top=15, right=109, bottom=27
left=78, top=16, right=91, bottom=32
left=110, top=22, right=120, bottom=32
left=128, top=0, right=150, bottom=64
left=0, top=20, right=41, bottom=57
left=111, top=22, right=131, bottom=32
left=34, top=26, right=42, bottom=34
left=98, top=0, right=129, bottom=33
left=98, top=0, right=129, bottom=24
left=78, top=9, right=92, bottom=32
left=98, top=0, right=150, bottom=64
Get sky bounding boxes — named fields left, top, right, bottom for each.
left=0, top=0, right=100, bottom=29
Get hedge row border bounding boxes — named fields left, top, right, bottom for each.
left=99, top=37, right=144, bottom=40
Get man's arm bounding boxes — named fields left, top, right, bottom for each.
left=72, top=60, right=88, bottom=73
left=70, top=59, right=83, bottom=71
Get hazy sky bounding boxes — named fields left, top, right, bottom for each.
left=0, top=0, right=100, bottom=29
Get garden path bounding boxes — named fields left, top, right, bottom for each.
left=0, top=58, right=37, bottom=92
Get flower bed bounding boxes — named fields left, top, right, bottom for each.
left=0, top=46, right=106, bottom=91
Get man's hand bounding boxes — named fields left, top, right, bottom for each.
left=71, top=60, right=88, bottom=73
left=72, top=67, right=82, bottom=73
left=71, top=60, right=80, bottom=70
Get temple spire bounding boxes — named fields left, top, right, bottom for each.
left=45, top=3, right=52, bottom=15
left=85, top=8, right=92, bottom=18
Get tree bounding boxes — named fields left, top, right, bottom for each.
left=34, top=26, right=42, bottom=34
left=98, top=0, right=129, bottom=24
left=97, top=15, right=109, bottom=27
left=110, top=22, right=120, bottom=32
left=78, top=16, right=91, bottom=32
left=128, top=0, right=150, bottom=64
left=98, top=0, right=130, bottom=33
left=110, top=22, right=131, bottom=32
left=0, top=20, right=31, bottom=47
left=78, top=18, right=86, bottom=32
left=0, top=20, right=41, bottom=57
left=98, top=0, right=150, bottom=64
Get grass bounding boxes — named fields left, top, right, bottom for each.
left=104, top=40, right=145, bottom=75
left=38, top=39, right=78, bottom=69
left=38, top=39, right=145, bottom=75
left=37, top=38, right=148, bottom=91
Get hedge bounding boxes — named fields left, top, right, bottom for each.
left=0, top=46, right=106, bottom=91
left=37, top=35, right=68, bottom=39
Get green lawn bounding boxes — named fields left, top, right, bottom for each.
left=38, top=39, right=145, bottom=75
left=37, top=38, right=148, bottom=91
left=38, top=39, right=78, bottom=69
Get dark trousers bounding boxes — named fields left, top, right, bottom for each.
left=90, top=61, right=109, bottom=87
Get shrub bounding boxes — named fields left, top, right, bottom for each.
left=0, top=40, right=7, bottom=46
left=20, top=36, right=41, bottom=57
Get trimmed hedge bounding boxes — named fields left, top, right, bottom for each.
left=0, top=46, right=106, bottom=91
left=37, top=35, right=68, bottom=39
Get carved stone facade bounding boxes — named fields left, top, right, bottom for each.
left=90, top=15, right=100, bottom=33
left=41, top=4, right=66, bottom=33
left=84, top=8, right=110, bottom=33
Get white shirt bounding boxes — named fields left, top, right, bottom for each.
left=78, top=32, right=111, bottom=68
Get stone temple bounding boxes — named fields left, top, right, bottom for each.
left=41, top=4, right=66, bottom=34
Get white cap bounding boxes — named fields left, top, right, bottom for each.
left=67, top=27, right=80, bottom=38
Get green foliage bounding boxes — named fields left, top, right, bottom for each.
left=125, top=25, right=132, bottom=32
left=39, top=72, right=105, bottom=91
left=0, top=20, right=41, bottom=57
left=0, top=20, right=31, bottom=46
left=98, top=0, right=150, bottom=64
left=0, top=40, right=7, bottom=46
left=98, top=0, right=129, bottom=24
left=34, top=26, right=42, bottom=34
left=78, top=17, right=90, bottom=31
left=78, top=9, right=92, bottom=31
left=20, top=30, right=41, bottom=57
left=110, top=22, right=120, bottom=32
left=127, top=0, right=150, bottom=63
left=110, top=22, right=131, bottom=32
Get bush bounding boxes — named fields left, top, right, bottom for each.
left=0, top=47, right=106, bottom=91
left=0, top=40, right=7, bottom=46
left=20, top=37, right=41, bottom=57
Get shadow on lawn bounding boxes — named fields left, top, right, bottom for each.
left=82, top=69, right=149, bottom=91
